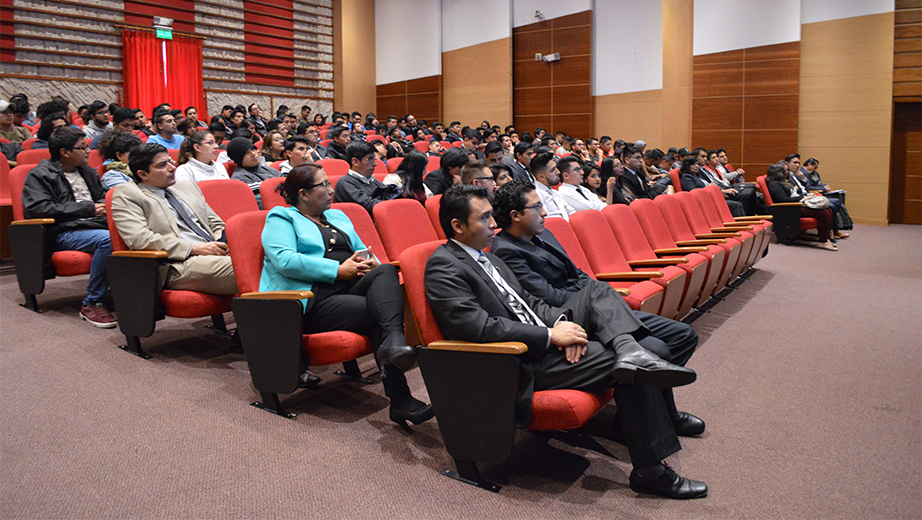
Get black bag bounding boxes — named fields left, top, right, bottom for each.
left=835, top=204, right=854, bottom=230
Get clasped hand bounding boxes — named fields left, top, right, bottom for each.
left=337, top=251, right=377, bottom=280
left=191, top=241, right=228, bottom=256
left=550, top=321, right=589, bottom=364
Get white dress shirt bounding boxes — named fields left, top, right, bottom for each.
left=558, top=183, right=606, bottom=212
left=535, top=182, right=576, bottom=221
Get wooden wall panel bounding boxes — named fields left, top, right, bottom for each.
left=375, top=74, right=441, bottom=123
left=513, top=10, right=591, bottom=139
left=894, top=1, right=921, bottom=102
left=593, top=89, right=663, bottom=151
left=442, top=37, right=512, bottom=128
left=661, top=0, right=693, bottom=149
left=693, top=41, right=800, bottom=180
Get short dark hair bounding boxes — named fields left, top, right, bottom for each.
left=328, top=125, right=350, bottom=141
left=88, top=100, right=108, bottom=117
left=513, top=141, right=533, bottom=158
left=345, top=140, right=375, bottom=164
left=556, top=156, right=581, bottom=176
left=36, top=114, right=68, bottom=142
left=530, top=151, right=555, bottom=175
left=491, top=180, right=535, bottom=229
left=128, top=143, right=169, bottom=182
left=439, top=184, right=490, bottom=239
left=98, top=131, right=142, bottom=161
left=460, top=159, right=489, bottom=185
left=484, top=141, right=503, bottom=156
left=112, top=107, right=136, bottom=125
left=207, top=122, right=226, bottom=135
left=284, top=135, right=308, bottom=153
left=440, top=146, right=470, bottom=170
left=154, top=111, right=173, bottom=126
left=279, top=164, right=325, bottom=205
left=48, top=126, right=85, bottom=161
left=784, top=153, right=801, bottom=163
left=462, top=128, right=481, bottom=141
left=804, top=158, right=818, bottom=167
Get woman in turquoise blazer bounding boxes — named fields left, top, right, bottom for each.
left=260, top=164, right=433, bottom=428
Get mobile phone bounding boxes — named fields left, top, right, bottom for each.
left=354, top=247, right=371, bottom=260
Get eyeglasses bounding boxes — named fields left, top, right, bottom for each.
left=305, top=180, right=332, bottom=190
left=474, top=176, right=495, bottom=183
left=68, top=145, right=90, bottom=152
left=521, top=202, right=543, bottom=212
left=361, top=156, right=377, bottom=163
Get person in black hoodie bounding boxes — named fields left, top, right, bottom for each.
left=227, top=136, right=281, bottom=209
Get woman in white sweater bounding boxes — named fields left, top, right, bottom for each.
left=174, top=131, right=229, bottom=183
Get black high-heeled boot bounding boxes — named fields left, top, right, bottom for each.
left=389, top=395, right=434, bottom=432
left=377, top=331, right=417, bottom=372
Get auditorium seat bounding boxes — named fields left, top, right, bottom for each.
left=197, top=179, right=259, bottom=222
left=259, top=177, right=287, bottom=210
left=426, top=156, right=441, bottom=172
left=15, top=149, right=50, bottom=166
left=21, top=138, right=37, bottom=150
left=374, top=159, right=388, bottom=174
left=669, top=169, right=682, bottom=192
left=226, top=210, right=373, bottom=418
left=686, top=189, right=761, bottom=270
left=674, top=191, right=753, bottom=278
left=317, top=158, right=349, bottom=177
left=87, top=150, right=103, bottom=170
left=223, top=162, right=236, bottom=176
left=424, top=194, right=446, bottom=240
left=386, top=157, right=403, bottom=173
left=269, top=160, right=284, bottom=171
left=372, top=198, right=440, bottom=262
left=756, top=175, right=817, bottom=245
left=696, top=185, right=771, bottom=266
left=413, top=141, right=429, bottom=153
left=399, top=240, right=613, bottom=493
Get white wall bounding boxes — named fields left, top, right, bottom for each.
left=800, top=0, right=893, bottom=24
left=693, top=0, right=801, bottom=55
left=375, top=0, right=441, bottom=84
left=442, top=0, right=511, bottom=52
left=512, top=0, right=591, bottom=28
left=593, top=0, right=663, bottom=96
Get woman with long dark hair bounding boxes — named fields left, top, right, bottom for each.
left=175, top=131, right=229, bottom=183
left=382, top=151, right=432, bottom=202
left=600, top=156, right=633, bottom=205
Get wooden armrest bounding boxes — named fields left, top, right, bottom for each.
left=675, top=239, right=726, bottom=246
left=695, top=233, right=741, bottom=239
left=596, top=271, right=663, bottom=280
left=615, top=288, right=630, bottom=297
left=239, top=290, right=314, bottom=300
left=735, top=215, right=772, bottom=220
left=427, top=340, right=527, bottom=355
left=722, top=221, right=754, bottom=227
left=628, top=258, right=688, bottom=267
left=711, top=226, right=751, bottom=232
left=111, top=250, right=168, bottom=259
left=390, top=260, right=400, bottom=268
left=10, top=218, right=55, bottom=225
left=654, top=247, right=708, bottom=255
left=770, top=202, right=803, bottom=207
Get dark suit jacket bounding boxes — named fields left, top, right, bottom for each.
left=503, top=156, right=533, bottom=183
left=491, top=230, right=591, bottom=308
left=621, top=168, right=654, bottom=199
left=680, top=172, right=708, bottom=192
left=423, top=168, right=454, bottom=196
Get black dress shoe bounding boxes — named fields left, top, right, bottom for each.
left=389, top=395, right=434, bottom=431
left=629, top=464, right=708, bottom=499
left=377, top=344, right=417, bottom=372
left=612, top=350, right=697, bottom=389
left=298, top=371, right=321, bottom=388
left=673, top=412, right=706, bottom=436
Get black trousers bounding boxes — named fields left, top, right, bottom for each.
left=532, top=281, right=698, bottom=467
left=302, top=263, right=410, bottom=398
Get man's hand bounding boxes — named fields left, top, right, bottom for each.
left=722, top=188, right=738, bottom=196
left=561, top=344, right=588, bottom=364
left=191, top=242, right=228, bottom=256
left=550, top=322, right=588, bottom=348
left=94, top=203, right=106, bottom=217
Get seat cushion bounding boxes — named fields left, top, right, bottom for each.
left=50, top=251, right=93, bottom=276
left=302, top=331, right=373, bottom=366
left=528, top=388, right=614, bottom=431
left=161, top=290, right=233, bottom=318
left=799, top=218, right=818, bottom=230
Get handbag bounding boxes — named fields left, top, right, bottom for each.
left=802, top=194, right=830, bottom=210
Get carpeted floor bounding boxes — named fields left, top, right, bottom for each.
left=1, top=224, right=920, bottom=519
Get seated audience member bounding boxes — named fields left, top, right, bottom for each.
left=90, top=107, right=137, bottom=150
left=111, top=143, right=237, bottom=294
left=81, top=101, right=112, bottom=142
left=98, top=131, right=143, bottom=190
left=383, top=150, right=432, bottom=202
left=694, top=148, right=756, bottom=216
left=298, top=105, right=312, bottom=125
left=585, top=138, right=603, bottom=164
left=372, top=140, right=389, bottom=162
left=620, top=146, right=656, bottom=200
left=491, top=163, right=513, bottom=188
left=332, top=140, right=399, bottom=215
left=281, top=113, right=298, bottom=138
left=261, top=165, right=433, bottom=424
left=261, top=130, right=287, bottom=163
left=21, top=126, right=115, bottom=327
left=300, top=124, right=327, bottom=161
left=444, top=121, right=463, bottom=143
left=10, top=93, right=35, bottom=126
left=581, top=161, right=617, bottom=205
left=785, top=154, right=849, bottom=239
left=134, top=109, right=155, bottom=136
left=174, top=131, right=229, bottom=183
left=426, top=184, right=706, bottom=499
left=226, top=109, right=246, bottom=134
left=766, top=161, right=838, bottom=251
left=429, top=121, right=445, bottom=142
left=461, top=128, right=484, bottom=159
left=499, top=134, right=515, bottom=157
left=483, top=141, right=506, bottom=166
left=504, top=142, right=537, bottom=183
left=325, top=125, right=351, bottom=161
left=32, top=114, right=69, bottom=149
left=184, top=106, right=207, bottom=128
left=459, top=159, right=497, bottom=199
left=176, top=118, right=198, bottom=138
left=427, top=139, right=445, bottom=157
left=313, top=113, right=326, bottom=126
left=385, top=126, right=410, bottom=154
left=801, top=157, right=827, bottom=191
left=643, top=149, right=673, bottom=195
left=557, top=156, right=606, bottom=211
left=534, top=127, right=547, bottom=140
left=716, top=149, right=743, bottom=184
left=412, top=128, right=428, bottom=142
left=570, top=138, right=591, bottom=164
left=678, top=155, right=710, bottom=193
left=146, top=112, right=185, bottom=150
left=424, top=146, right=469, bottom=196
left=531, top=151, right=575, bottom=220
left=599, top=136, right=614, bottom=157
left=672, top=148, right=689, bottom=170
left=0, top=99, right=32, bottom=144
left=226, top=136, right=282, bottom=207
left=600, top=157, right=634, bottom=205
left=207, top=123, right=227, bottom=149
left=247, top=103, right=268, bottom=137
left=277, top=136, right=311, bottom=174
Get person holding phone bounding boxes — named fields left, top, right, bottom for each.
left=259, top=164, right=434, bottom=428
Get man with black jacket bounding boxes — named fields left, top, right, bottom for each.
left=21, top=126, right=115, bottom=328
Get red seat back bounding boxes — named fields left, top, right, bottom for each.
left=569, top=210, right=634, bottom=273
left=386, top=157, right=403, bottom=173
left=269, top=160, right=284, bottom=171
left=630, top=198, right=680, bottom=250
left=223, top=162, right=236, bottom=176
left=9, top=164, right=34, bottom=220
left=703, top=184, right=737, bottom=222
left=373, top=198, right=439, bottom=261
left=224, top=210, right=268, bottom=294
left=398, top=241, right=446, bottom=345
left=670, top=169, right=682, bottom=192
left=367, top=134, right=386, bottom=144
left=87, top=149, right=103, bottom=169
left=374, top=159, right=388, bottom=174
left=653, top=193, right=700, bottom=242
left=600, top=205, right=657, bottom=262
left=21, top=138, right=37, bottom=150
left=0, top=154, right=10, bottom=204
left=424, top=194, right=446, bottom=240
left=259, top=177, right=288, bottom=210
left=197, top=179, right=259, bottom=222
left=412, top=141, right=428, bottom=153
left=317, top=158, right=349, bottom=177
left=674, top=191, right=715, bottom=235
left=15, top=149, right=50, bottom=166
left=104, top=189, right=130, bottom=252
left=332, top=202, right=390, bottom=264
left=690, top=188, right=727, bottom=229
left=426, top=155, right=441, bottom=172
left=756, top=175, right=774, bottom=205
left=542, top=217, right=595, bottom=276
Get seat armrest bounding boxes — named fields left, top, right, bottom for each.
left=10, top=218, right=55, bottom=225
left=695, top=232, right=741, bottom=239
left=675, top=239, right=726, bottom=246
left=614, top=288, right=630, bottom=297
left=628, top=258, right=688, bottom=267
left=654, top=247, right=708, bottom=255
left=735, top=215, right=772, bottom=220
left=711, top=226, right=752, bottom=232
left=428, top=340, right=527, bottom=355
left=596, top=271, right=663, bottom=280
left=722, top=222, right=755, bottom=227
left=770, top=202, right=803, bottom=207
left=112, top=250, right=168, bottom=259
left=240, top=290, right=314, bottom=300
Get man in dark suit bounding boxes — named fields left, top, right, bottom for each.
left=300, top=123, right=328, bottom=162
left=620, top=145, right=655, bottom=199
left=489, top=180, right=704, bottom=435
left=424, top=147, right=469, bottom=196
left=424, top=184, right=707, bottom=499
left=503, top=142, right=536, bottom=183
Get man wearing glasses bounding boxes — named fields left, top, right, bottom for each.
left=81, top=100, right=113, bottom=142
left=21, top=126, right=116, bottom=327
left=460, top=160, right=497, bottom=199
left=332, top=141, right=400, bottom=215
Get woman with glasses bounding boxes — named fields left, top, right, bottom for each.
left=175, top=131, right=230, bottom=183
left=260, top=130, right=287, bottom=163
left=261, top=164, right=434, bottom=428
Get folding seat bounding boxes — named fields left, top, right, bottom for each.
left=259, top=177, right=288, bottom=210
left=630, top=198, right=730, bottom=296
left=7, top=164, right=92, bottom=311
left=602, top=204, right=712, bottom=317
left=167, top=149, right=179, bottom=162
left=424, top=194, right=447, bottom=239
left=698, top=185, right=772, bottom=265
left=654, top=193, right=746, bottom=282
left=223, top=162, right=236, bottom=176
left=372, top=198, right=440, bottom=262
left=451, top=141, right=463, bottom=148
left=21, top=137, right=37, bottom=150
left=386, top=157, right=403, bottom=173
left=366, top=134, right=386, bottom=144
left=413, top=141, right=430, bottom=153
left=269, top=160, right=284, bottom=171
left=543, top=217, right=664, bottom=314
left=374, top=159, right=388, bottom=174
left=364, top=129, right=377, bottom=136
left=570, top=210, right=687, bottom=319
left=400, top=240, right=613, bottom=492
left=440, top=140, right=451, bottom=150
left=196, top=179, right=259, bottom=222
left=87, top=150, right=103, bottom=170
left=317, top=158, right=349, bottom=177
left=0, top=154, right=10, bottom=206
left=320, top=139, right=333, bottom=148
left=226, top=210, right=373, bottom=418
left=756, top=175, right=818, bottom=245
left=669, top=169, right=682, bottom=192
left=674, top=191, right=754, bottom=277
left=688, top=189, right=762, bottom=270
left=426, top=155, right=441, bottom=172
left=15, top=149, right=50, bottom=166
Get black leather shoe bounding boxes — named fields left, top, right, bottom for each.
left=629, top=464, right=708, bottom=499
left=673, top=412, right=706, bottom=436
left=612, top=350, right=697, bottom=389
left=378, top=344, right=417, bottom=372
left=389, top=395, right=434, bottom=431
left=298, top=371, right=321, bottom=388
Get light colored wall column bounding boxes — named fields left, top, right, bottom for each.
left=334, top=0, right=376, bottom=112
left=662, top=0, right=693, bottom=148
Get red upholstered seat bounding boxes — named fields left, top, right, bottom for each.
left=332, top=202, right=391, bottom=264
left=259, top=177, right=288, bottom=210
left=673, top=191, right=751, bottom=279
left=694, top=185, right=768, bottom=267
left=669, top=168, right=682, bottom=192
left=366, top=134, right=386, bottom=144
left=413, top=141, right=430, bottom=153
left=373, top=198, right=440, bottom=261
left=87, top=150, right=103, bottom=170
left=317, top=158, right=349, bottom=177
left=756, top=175, right=818, bottom=240
left=528, top=389, right=614, bottom=431
left=426, top=155, right=440, bottom=172
left=160, top=289, right=233, bottom=318
left=21, top=137, right=37, bottom=150
left=197, top=179, right=259, bottom=222
left=424, top=194, right=446, bottom=240
left=374, top=159, right=388, bottom=174
left=15, top=149, right=50, bottom=166
left=50, top=251, right=94, bottom=275
left=0, top=154, right=11, bottom=206
left=386, top=157, right=403, bottom=173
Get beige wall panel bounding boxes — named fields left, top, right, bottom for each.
left=662, top=0, right=693, bottom=150
left=799, top=75, right=893, bottom=112
left=662, top=86, right=692, bottom=147
left=792, top=147, right=891, bottom=184
left=334, top=0, right=376, bottom=112
left=800, top=111, right=892, bottom=148
left=593, top=90, right=664, bottom=149
left=801, top=38, right=895, bottom=77
left=802, top=12, right=896, bottom=42
left=443, top=38, right=513, bottom=128
left=827, top=181, right=891, bottom=225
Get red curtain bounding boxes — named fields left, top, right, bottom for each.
left=121, top=29, right=166, bottom=115
left=166, top=35, right=206, bottom=121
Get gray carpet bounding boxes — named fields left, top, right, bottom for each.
left=1, top=224, right=920, bottom=519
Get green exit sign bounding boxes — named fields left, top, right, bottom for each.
left=156, top=28, right=172, bottom=39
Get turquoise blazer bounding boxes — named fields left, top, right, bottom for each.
left=259, top=206, right=369, bottom=308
